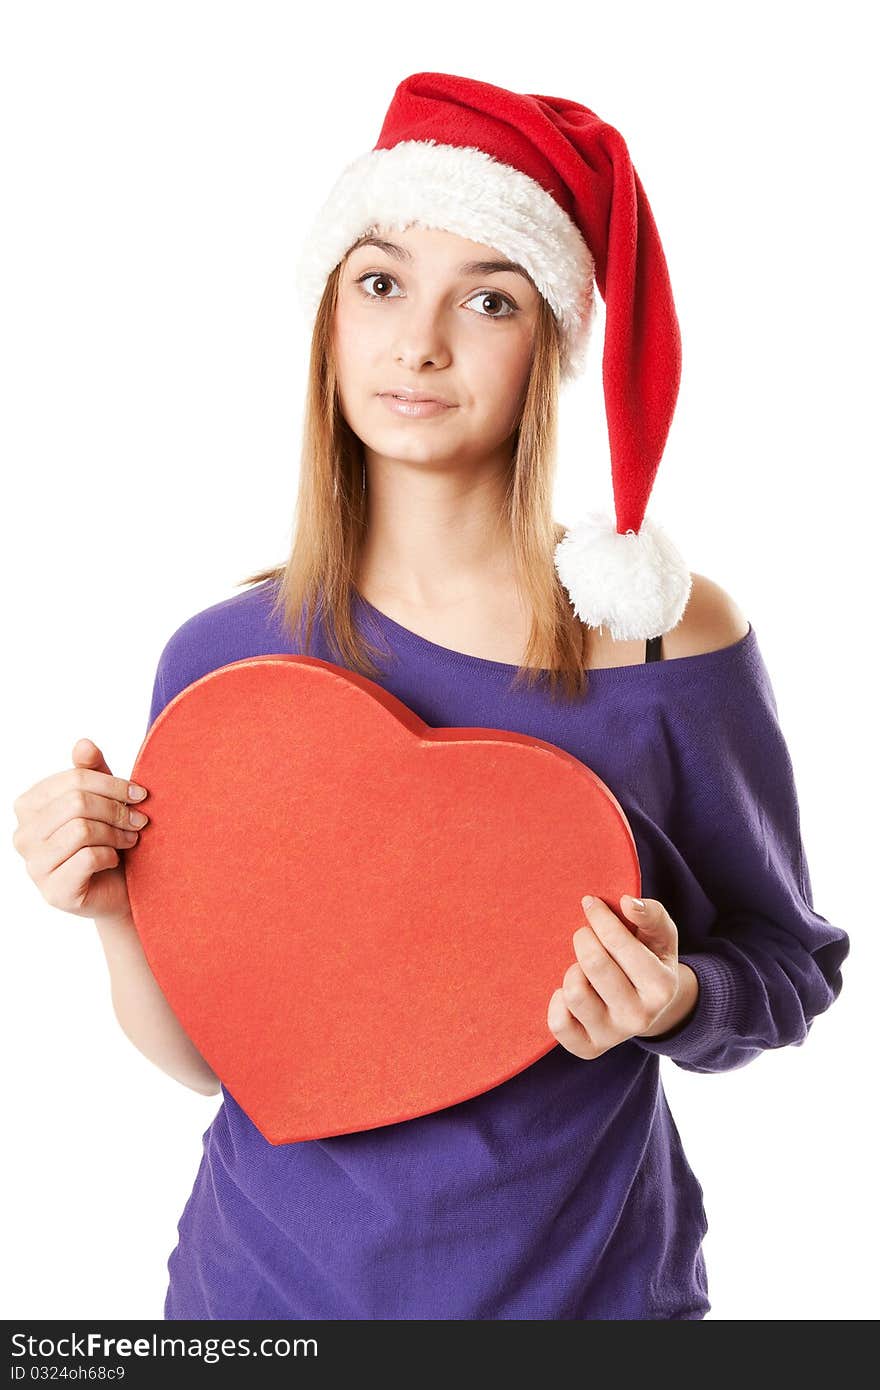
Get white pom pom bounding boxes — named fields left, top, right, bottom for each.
left=554, top=511, right=692, bottom=641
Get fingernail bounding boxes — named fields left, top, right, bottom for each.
left=128, top=784, right=148, bottom=801
left=582, top=895, right=594, bottom=910
left=630, top=897, right=646, bottom=911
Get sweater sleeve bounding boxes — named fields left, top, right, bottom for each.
left=144, top=609, right=222, bottom=733
left=630, top=630, right=849, bottom=1074
left=143, top=588, right=278, bottom=736
left=146, top=651, right=170, bottom=732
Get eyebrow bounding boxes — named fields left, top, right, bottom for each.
left=348, top=235, right=535, bottom=286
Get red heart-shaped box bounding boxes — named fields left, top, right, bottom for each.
left=125, top=656, right=641, bottom=1144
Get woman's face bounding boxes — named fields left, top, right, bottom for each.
left=332, top=224, right=541, bottom=470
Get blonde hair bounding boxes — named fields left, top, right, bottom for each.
left=237, top=254, right=594, bottom=701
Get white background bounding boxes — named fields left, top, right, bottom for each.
left=2, top=0, right=876, bottom=1321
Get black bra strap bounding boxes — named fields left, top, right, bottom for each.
left=645, top=634, right=663, bottom=662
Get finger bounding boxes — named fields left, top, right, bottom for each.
left=27, top=815, right=140, bottom=881
left=42, top=843, right=124, bottom=912
left=547, top=987, right=603, bottom=1060
left=72, top=737, right=113, bottom=776
left=15, top=763, right=147, bottom=818
left=561, top=960, right=608, bottom=1034
left=582, top=895, right=677, bottom=996
left=572, top=916, right=636, bottom=1011
left=16, top=740, right=112, bottom=815
left=619, top=895, right=678, bottom=959
left=17, top=786, right=146, bottom=858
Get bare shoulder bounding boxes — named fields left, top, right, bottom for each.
left=664, top=572, right=751, bottom=659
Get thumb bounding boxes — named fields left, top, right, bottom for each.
left=619, top=894, right=678, bottom=960
left=72, top=737, right=113, bottom=776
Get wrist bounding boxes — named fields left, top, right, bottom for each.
left=92, top=910, right=137, bottom=945
left=93, top=910, right=135, bottom=930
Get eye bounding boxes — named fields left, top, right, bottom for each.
left=464, top=290, right=518, bottom=319
left=352, top=271, right=518, bottom=320
left=355, top=271, right=403, bottom=300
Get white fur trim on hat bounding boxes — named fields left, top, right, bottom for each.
left=295, top=139, right=597, bottom=381
left=554, top=511, right=692, bottom=640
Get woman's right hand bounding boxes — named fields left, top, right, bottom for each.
left=12, top=737, right=150, bottom=924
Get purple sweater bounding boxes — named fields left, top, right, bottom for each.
left=148, top=579, right=848, bottom=1320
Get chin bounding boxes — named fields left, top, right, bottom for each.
left=367, top=431, right=462, bottom=466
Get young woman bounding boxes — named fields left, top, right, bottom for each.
left=13, top=72, right=849, bottom=1320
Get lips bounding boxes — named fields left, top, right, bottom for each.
left=389, top=395, right=444, bottom=403
left=379, top=393, right=456, bottom=419
left=380, top=390, right=456, bottom=406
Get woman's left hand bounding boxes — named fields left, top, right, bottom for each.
left=548, top=894, right=699, bottom=1060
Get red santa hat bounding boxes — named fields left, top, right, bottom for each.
left=295, top=71, right=691, bottom=641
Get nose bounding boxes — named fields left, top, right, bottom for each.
left=391, top=302, right=452, bottom=371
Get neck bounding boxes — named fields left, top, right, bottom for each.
left=356, top=441, right=518, bottom=607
